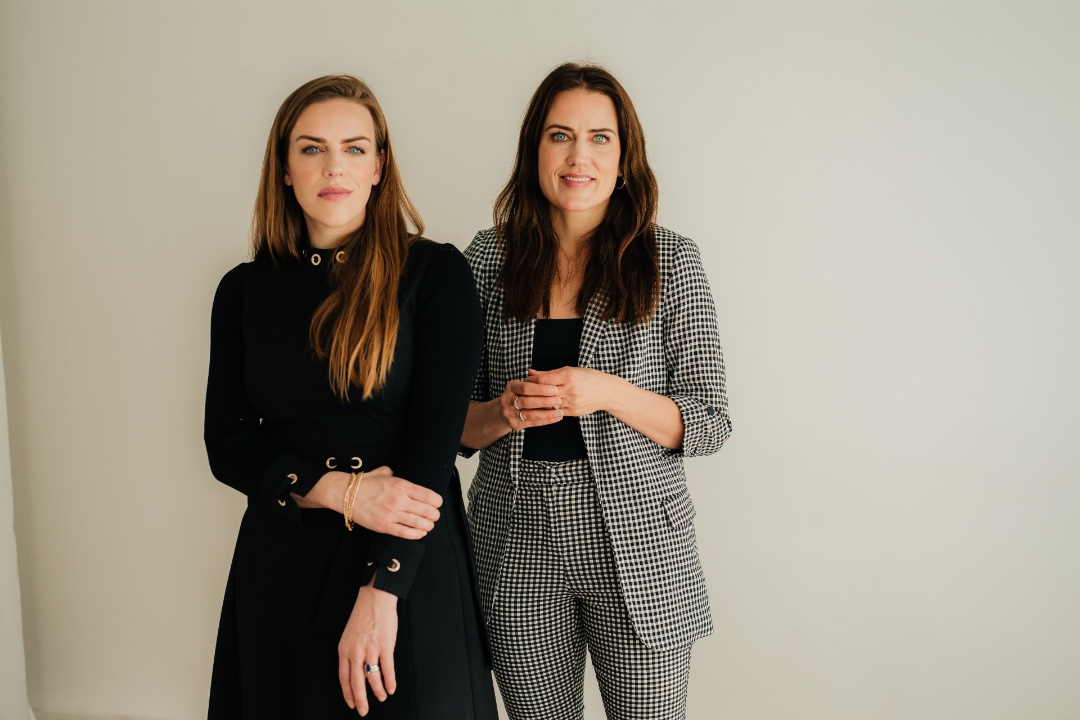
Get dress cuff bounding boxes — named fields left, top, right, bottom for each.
left=365, top=539, right=426, bottom=600
left=261, top=454, right=326, bottom=526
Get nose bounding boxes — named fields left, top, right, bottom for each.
left=323, top=151, right=345, bottom=177
left=566, top=138, right=588, bottom=167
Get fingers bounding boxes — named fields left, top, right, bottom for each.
left=506, top=378, right=558, bottom=397
left=384, top=524, right=429, bottom=541
left=351, top=660, right=369, bottom=716
left=381, top=652, right=397, bottom=696
left=512, top=391, right=562, bottom=411
left=404, top=483, right=443, bottom=510
left=502, top=375, right=563, bottom=431
left=509, top=408, right=564, bottom=427
left=365, top=657, right=388, bottom=703
left=402, top=498, right=439, bottom=526
left=527, top=367, right=571, bottom=385
left=339, top=656, right=356, bottom=710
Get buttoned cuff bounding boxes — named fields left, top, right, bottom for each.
left=670, top=395, right=724, bottom=458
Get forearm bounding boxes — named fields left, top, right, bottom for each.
left=291, top=470, right=349, bottom=511
left=460, top=399, right=512, bottom=450
left=604, top=374, right=685, bottom=450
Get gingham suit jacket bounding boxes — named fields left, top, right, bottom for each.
left=461, top=225, right=732, bottom=650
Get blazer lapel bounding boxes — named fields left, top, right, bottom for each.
left=502, top=314, right=533, bottom=484
left=577, top=289, right=609, bottom=370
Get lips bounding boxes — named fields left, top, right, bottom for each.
left=318, top=186, right=352, bottom=200
left=560, top=174, right=594, bottom=186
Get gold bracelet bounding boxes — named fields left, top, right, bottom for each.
left=343, top=471, right=363, bottom=531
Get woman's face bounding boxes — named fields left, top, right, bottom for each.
left=284, top=98, right=384, bottom=249
left=536, top=88, right=622, bottom=232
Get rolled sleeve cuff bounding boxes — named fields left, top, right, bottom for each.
left=670, top=395, right=728, bottom=458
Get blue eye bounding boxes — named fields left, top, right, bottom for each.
left=347, top=146, right=364, bottom=155
left=301, top=146, right=321, bottom=155
left=552, top=132, right=569, bottom=142
left=593, top=134, right=610, bottom=144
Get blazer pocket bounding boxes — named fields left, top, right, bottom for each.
left=663, top=490, right=697, bottom=529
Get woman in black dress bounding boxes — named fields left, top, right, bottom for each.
left=204, top=75, right=497, bottom=719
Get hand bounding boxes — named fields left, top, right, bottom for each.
left=352, top=466, right=442, bottom=539
left=293, top=467, right=442, bottom=540
left=526, top=367, right=620, bottom=417
left=499, top=376, right=563, bottom=431
left=339, top=577, right=398, bottom=716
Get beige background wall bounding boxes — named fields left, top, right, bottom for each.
left=2, top=1, right=1078, bottom=718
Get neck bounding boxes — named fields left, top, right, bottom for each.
left=551, top=207, right=603, bottom=249
left=306, top=217, right=364, bottom=250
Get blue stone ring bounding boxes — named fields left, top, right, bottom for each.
left=364, top=663, right=381, bottom=674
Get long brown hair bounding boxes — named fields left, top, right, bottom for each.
left=251, top=75, right=422, bottom=400
left=495, top=63, right=660, bottom=324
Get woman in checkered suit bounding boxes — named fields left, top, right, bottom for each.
left=460, top=63, right=732, bottom=720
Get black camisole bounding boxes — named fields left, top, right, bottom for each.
left=521, top=318, right=588, bottom=461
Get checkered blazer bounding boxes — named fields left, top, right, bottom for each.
left=461, top=225, right=732, bottom=651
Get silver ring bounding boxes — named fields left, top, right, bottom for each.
left=364, top=663, right=380, bottom=674
left=512, top=395, right=521, bottom=410
left=517, top=410, right=524, bottom=422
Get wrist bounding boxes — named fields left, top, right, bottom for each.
left=309, top=471, right=350, bottom=512
left=488, top=398, right=512, bottom=437
left=597, top=369, right=628, bottom=417
left=361, top=576, right=398, bottom=604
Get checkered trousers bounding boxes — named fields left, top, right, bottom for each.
left=488, top=459, right=692, bottom=720
left=462, top=226, right=732, bottom=651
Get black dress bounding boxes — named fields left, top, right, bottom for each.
left=204, top=239, right=497, bottom=720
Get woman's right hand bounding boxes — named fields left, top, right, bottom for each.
left=499, top=377, right=564, bottom=431
left=460, top=377, right=563, bottom=451
left=293, top=467, right=442, bottom=540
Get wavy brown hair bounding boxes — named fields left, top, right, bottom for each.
left=252, top=75, right=422, bottom=400
left=495, top=63, right=659, bottom=324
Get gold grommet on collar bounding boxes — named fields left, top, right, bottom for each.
left=387, top=559, right=401, bottom=573
left=310, top=253, right=322, bottom=266
left=277, top=499, right=287, bottom=507
left=351, top=457, right=362, bottom=470
left=335, top=250, right=347, bottom=263
left=287, top=473, right=298, bottom=485
left=325, top=457, right=337, bottom=469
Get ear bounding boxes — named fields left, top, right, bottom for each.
left=284, top=170, right=292, bottom=187
left=372, top=150, right=385, bottom=186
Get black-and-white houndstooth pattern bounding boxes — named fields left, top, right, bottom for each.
left=462, top=225, right=732, bottom=651
left=490, top=459, right=692, bottom=720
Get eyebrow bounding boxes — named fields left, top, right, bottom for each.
left=294, top=135, right=372, bottom=144
left=544, top=124, right=617, bottom=135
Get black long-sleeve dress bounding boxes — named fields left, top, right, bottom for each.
left=204, top=239, right=497, bottom=720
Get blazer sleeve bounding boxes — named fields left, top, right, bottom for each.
left=663, top=235, right=733, bottom=457
left=457, top=229, right=497, bottom=459
left=367, top=244, right=484, bottom=598
left=203, top=265, right=327, bottom=526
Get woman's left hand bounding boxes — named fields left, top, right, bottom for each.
left=338, top=576, right=398, bottom=716
left=529, top=366, right=687, bottom=450
left=526, top=367, right=623, bottom=417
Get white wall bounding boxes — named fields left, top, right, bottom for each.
left=1, top=0, right=1078, bottom=718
